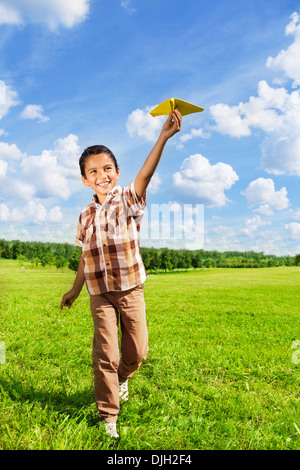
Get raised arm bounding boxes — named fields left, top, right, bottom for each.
left=134, top=109, right=182, bottom=199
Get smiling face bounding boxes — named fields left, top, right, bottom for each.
left=81, top=153, right=120, bottom=204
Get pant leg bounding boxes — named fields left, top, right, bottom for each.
left=106, top=284, right=148, bottom=381
left=90, top=294, right=120, bottom=423
left=90, top=284, right=148, bottom=423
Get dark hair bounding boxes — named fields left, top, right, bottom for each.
left=79, top=145, right=119, bottom=177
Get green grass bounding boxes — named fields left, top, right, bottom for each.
left=0, top=260, right=299, bottom=450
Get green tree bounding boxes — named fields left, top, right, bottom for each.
left=68, top=249, right=81, bottom=272
left=148, top=248, right=160, bottom=271
left=160, top=248, right=172, bottom=272
left=11, top=240, right=22, bottom=259
left=140, top=248, right=151, bottom=270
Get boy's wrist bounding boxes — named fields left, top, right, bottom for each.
left=71, top=286, right=81, bottom=296
left=157, top=132, right=169, bottom=145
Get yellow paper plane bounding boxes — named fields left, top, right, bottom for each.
left=149, top=98, right=204, bottom=117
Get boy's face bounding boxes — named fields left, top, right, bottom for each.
left=82, top=153, right=120, bottom=204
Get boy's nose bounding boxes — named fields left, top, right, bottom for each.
left=96, top=171, right=106, bottom=180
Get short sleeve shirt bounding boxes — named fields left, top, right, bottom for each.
left=76, top=182, right=147, bottom=295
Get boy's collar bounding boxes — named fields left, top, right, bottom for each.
left=92, top=185, right=122, bottom=204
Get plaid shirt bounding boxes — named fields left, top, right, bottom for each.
left=76, top=182, right=147, bottom=295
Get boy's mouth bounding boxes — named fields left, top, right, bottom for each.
left=98, top=181, right=110, bottom=188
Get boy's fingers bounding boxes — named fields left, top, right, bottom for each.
left=173, top=108, right=181, bottom=124
left=60, top=295, right=69, bottom=309
left=172, top=109, right=182, bottom=131
left=175, top=108, right=182, bottom=123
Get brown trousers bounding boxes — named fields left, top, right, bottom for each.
left=90, top=284, right=148, bottom=423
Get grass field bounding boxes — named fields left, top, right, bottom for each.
left=0, top=259, right=299, bottom=450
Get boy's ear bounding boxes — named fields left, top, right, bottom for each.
left=81, top=175, right=90, bottom=187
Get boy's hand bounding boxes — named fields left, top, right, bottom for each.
left=60, top=289, right=79, bottom=310
left=160, top=109, right=182, bottom=141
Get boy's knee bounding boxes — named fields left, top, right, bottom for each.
left=127, top=344, right=148, bottom=365
left=93, top=354, right=119, bottom=373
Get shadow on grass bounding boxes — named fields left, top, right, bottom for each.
left=0, top=376, right=98, bottom=426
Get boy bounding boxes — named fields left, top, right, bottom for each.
left=60, top=109, right=182, bottom=438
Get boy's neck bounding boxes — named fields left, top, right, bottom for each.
left=93, top=185, right=121, bottom=205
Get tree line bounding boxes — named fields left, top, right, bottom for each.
left=1, top=239, right=299, bottom=272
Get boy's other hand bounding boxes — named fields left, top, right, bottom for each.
left=60, top=289, right=79, bottom=310
left=160, top=109, right=182, bottom=141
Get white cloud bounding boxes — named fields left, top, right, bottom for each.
left=11, top=181, right=36, bottom=202
left=126, top=106, right=165, bottom=142
left=210, top=80, right=288, bottom=138
left=291, top=208, right=300, bottom=220
left=0, top=203, right=10, bottom=222
left=242, top=177, right=289, bottom=212
left=0, top=134, right=81, bottom=205
left=177, top=128, right=210, bottom=149
left=257, top=230, right=282, bottom=241
left=44, top=134, right=80, bottom=176
left=0, top=81, right=6, bottom=105
left=210, top=225, right=235, bottom=237
left=0, top=80, right=19, bottom=119
left=0, top=201, right=63, bottom=224
left=209, top=102, right=251, bottom=137
left=266, top=12, right=300, bottom=85
left=0, top=141, right=26, bottom=160
left=239, top=215, right=270, bottom=237
left=253, top=204, right=274, bottom=216
left=172, top=154, right=239, bottom=207
left=21, top=153, right=71, bottom=200
left=147, top=172, right=162, bottom=194
left=48, top=205, right=63, bottom=223
left=284, top=222, right=300, bottom=239
left=210, top=13, right=300, bottom=177
left=260, top=126, right=300, bottom=176
left=0, top=0, right=91, bottom=29
left=211, top=81, right=300, bottom=172
left=0, top=159, right=8, bottom=178
left=179, top=128, right=210, bottom=143
left=21, top=133, right=80, bottom=199
left=0, top=2, right=21, bottom=25
left=20, top=104, right=49, bottom=123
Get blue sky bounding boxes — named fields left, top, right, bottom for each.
left=1, top=0, right=300, bottom=255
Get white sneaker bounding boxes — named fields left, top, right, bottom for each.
left=104, top=422, right=119, bottom=439
left=119, top=379, right=129, bottom=402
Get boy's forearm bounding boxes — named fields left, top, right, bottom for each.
left=72, top=255, right=85, bottom=293
left=134, top=110, right=182, bottom=198
left=136, top=134, right=167, bottom=186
